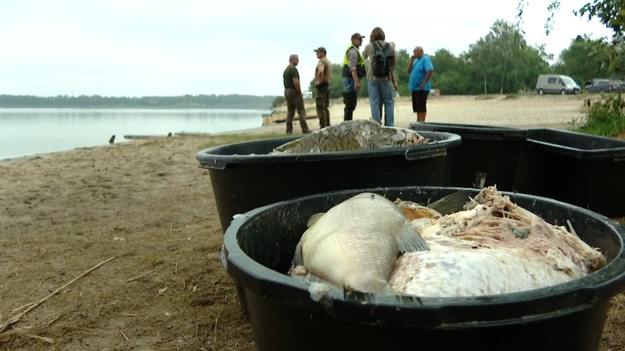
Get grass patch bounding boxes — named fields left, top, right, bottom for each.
left=572, top=94, right=625, bottom=137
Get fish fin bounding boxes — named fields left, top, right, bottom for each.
left=307, top=212, right=325, bottom=227
left=427, top=191, right=471, bottom=215
left=289, top=241, right=305, bottom=271
left=397, top=221, right=429, bottom=252
left=473, top=172, right=487, bottom=188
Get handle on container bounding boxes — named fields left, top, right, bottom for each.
left=613, top=153, right=625, bottom=162
left=198, top=160, right=228, bottom=170
left=404, top=147, right=447, bottom=161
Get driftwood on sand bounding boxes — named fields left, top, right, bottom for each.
left=123, top=132, right=173, bottom=140
left=0, top=256, right=117, bottom=344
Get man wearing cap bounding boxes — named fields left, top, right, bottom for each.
left=342, top=33, right=366, bottom=121
left=314, top=47, right=332, bottom=128
left=282, top=54, right=311, bottom=134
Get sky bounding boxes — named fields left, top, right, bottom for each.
left=0, top=0, right=615, bottom=98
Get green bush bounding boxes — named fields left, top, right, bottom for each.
left=272, top=96, right=286, bottom=109
left=573, top=94, right=625, bottom=137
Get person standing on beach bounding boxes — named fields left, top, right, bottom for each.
left=407, top=46, right=434, bottom=122
left=342, top=33, right=366, bottom=121
left=314, top=47, right=332, bottom=129
left=362, top=27, right=397, bottom=126
left=283, top=54, right=311, bottom=134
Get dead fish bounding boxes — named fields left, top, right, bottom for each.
left=390, top=186, right=607, bottom=297
left=271, top=119, right=427, bottom=154
left=290, top=192, right=429, bottom=294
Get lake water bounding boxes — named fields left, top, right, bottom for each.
left=0, top=108, right=268, bottom=160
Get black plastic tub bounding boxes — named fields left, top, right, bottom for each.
left=196, top=131, right=461, bottom=231
left=222, top=186, right=625, bottom=351
left=410, top=122, right=527, bottom=190
left=513, top=128, right=625, bottom=217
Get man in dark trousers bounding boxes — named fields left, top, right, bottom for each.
left=314, top=47, right=332, bottom=128
left=283, top=54, right=311, bottom=134
left=342, top=33, right=365, bottom=121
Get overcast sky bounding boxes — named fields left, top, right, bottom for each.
left=0, top=0, right=614, bottom=97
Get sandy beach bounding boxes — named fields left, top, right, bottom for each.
left=256, top=93, right=589, bottom=134
left=1, top=94, right=622, bottom=350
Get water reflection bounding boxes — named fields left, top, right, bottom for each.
left=0, top=108, right=267, bottom=160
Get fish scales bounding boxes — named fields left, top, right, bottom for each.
left=271, top=119, right=427, bottom=154
left=291, top=192, right=428, bottom=293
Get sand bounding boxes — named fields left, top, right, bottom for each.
left=1, top=94, right=622, bottom=350
left=256, top=94, right=589, bottom=134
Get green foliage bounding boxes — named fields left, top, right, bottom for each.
left=430, top=49, right=470, bottom=95
left=555, top=37, right=620, bottom=84
left=304, top=10, right=621, bottom=100
left=330, top=65, right=346, bottom=99
left=573, top=94, right=625, bottom=136
left=271, top=96, right=285, bottom=109
left=394, top=49, right=411, bottom=96
left=464, top=19, right=548, bottom=94
left=0, top=94, right=277, bottom=109
left=521, top=0, right=625, bottom=140
left=577, top=0, right=625, bottom=38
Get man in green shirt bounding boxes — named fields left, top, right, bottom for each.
left=283, top=54, right=311, bottom=134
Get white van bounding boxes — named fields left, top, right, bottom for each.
left=535, top=74, right=580, bottom=95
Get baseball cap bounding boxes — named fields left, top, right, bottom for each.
left=351, top=32, right=365, bottom=40
left=314, top=47, right=326, bottom=53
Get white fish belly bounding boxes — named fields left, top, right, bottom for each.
left=389, top=246, right=574, bottom=297
left=301, top=193, right=408, bottom=292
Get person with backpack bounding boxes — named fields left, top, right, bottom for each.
left=362, top=27, right=397, bottom=126
left=407, top=46, right=434, bottom=122
left=342, top=33, right=366, bottom=121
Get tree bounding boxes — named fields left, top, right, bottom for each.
left=466, top=19, right=542, bottom=94
left=554, top=37, right=605, bottom=85
left=577, top=0, right=625, bottom=39
left=520, top=0, right=625, bottom=76
left=515, top=45, right=551, bottom=91
left=394, top=49, right=411, bottom=97
left=430, top=49, right=470, bottom=95
left=525, top=0, right=625, bottom=136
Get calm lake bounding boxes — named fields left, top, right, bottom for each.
left=0, top=108, right=268, bottom=160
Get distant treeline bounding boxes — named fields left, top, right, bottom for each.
left=0, top=94, right=277, bottom=109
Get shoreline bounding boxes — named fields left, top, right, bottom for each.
left=2, top=94, right=587, bottom=162
left=226, top=94, right=588, bottom=135
left=1, top=93, right=622, bottom=350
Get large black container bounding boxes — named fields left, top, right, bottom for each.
left=222, top=186, right=625, bottom=351
left=513, top=128, right=625, bottom=217
left=410, top=122, right=527, bottom=190
left=196, top=131, right=461, bottom=231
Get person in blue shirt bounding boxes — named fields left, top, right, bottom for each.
left=407, top=46, right=434, bottom=122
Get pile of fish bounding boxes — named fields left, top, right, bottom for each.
left=271, top=119, right=428, bottom=154
left=289, top=186, right=606, bottom=299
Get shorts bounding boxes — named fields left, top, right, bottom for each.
left=411, top=90, right=429, bottom=113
